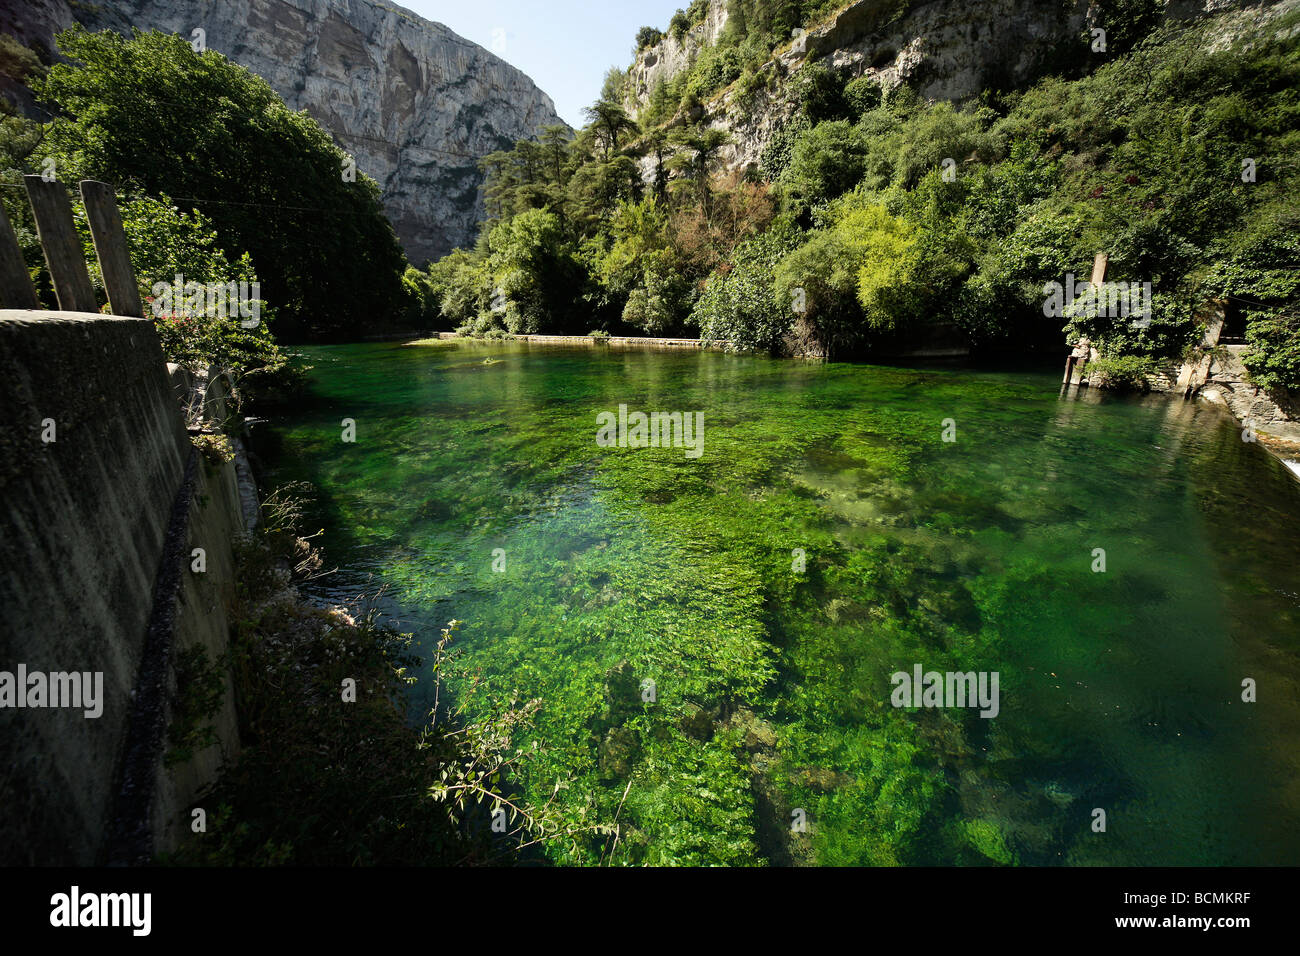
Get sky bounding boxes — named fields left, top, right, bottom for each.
left=402, top=1, right=686, bottom=127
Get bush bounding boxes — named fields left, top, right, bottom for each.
left=793, top=61, right=849, bottom=124
left=692, top=226, right=800, bottom=352
left=758, top=115, right=810, bottom=182
left=1208, top=220, right=1300, bottom=392
left=843, top=76, right=882, bottom=118
left=1086, top=354, right=1157, bottom=392
left=670, top=10, right=692, bottom=40
left=685, top=44, right=743, bottom=100
left=636, top=26, right=664, bottom=51
left=779, top=120, right=871, bottom=212
left=427, top=249, right=489, bottom=329
left=621, top=251, right=692, bottom=336
left=115, top=196, right=293, bottom=394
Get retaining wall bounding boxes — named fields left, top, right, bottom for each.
left=0, top=309, right=243, bottom=864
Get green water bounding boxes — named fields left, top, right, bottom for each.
left=254, top=340, right=1300, bottom=866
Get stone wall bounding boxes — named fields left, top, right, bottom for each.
left=1202, top=345, right=1300, bottom=444
left=0, top=310, right=245, bottom=864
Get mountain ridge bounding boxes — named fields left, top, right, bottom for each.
left=0, top=0, right=568, bottom=264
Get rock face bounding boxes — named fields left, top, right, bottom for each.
left=1, top=0, right=567, bottom=264
left=624, top=1, right=732, bottom=112
left=623, top=0, right=1284, bottom=177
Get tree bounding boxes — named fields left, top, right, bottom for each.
left=34, top=27, right=406, bottom=340
left=485, top=208, right=584, bottom=334
left=693, top=225, right=800, bottom=352
left=114, top=195, right=287, bottom=381
left=635, top=27, right=664, bottom=52
left=778, top=119, right=870, bottom=213
left=582, top=98, right=639, bottom=161
left=775, top=197, right=922, bottom=355
left=667, top=127, right=731, bottom=213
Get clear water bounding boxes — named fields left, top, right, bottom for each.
left=253, top=340, right=1300, bottom=866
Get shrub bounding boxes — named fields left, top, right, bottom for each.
left=636, top=26, right=664, bottom=51
left=793, top=61, right=849, bottom=124
left=758, top=115, right=810, bottom=182
left=843, top=75, right=882, bottom=118
left=779, top=120, right=871, bottom=212
left=692, top=226, right=800, bottom=352
left=1086, top=354, right=1157, bottom=392
left=670, top=10, right=692, bottom=40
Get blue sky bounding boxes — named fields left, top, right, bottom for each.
left=402, top=1, right=685, bottom=127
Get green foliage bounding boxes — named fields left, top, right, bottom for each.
left=636, top=26, right=664, bottom=51
left=670, top=10, right=693, bottom=40
left=0, top=33, right=45, bottom=89
left=1085, top=353, right=1157, bottom=392
left=1207, top=215, right=1300, bottom=391
left=685, top=43, right=745, bottom=101
left=191, top=432, right=235, bottom=466
left=843, top=75, right=883, bottom=118
left=590, top=195, right=694, bottom=336
left=963, top=818, right=1017, bottom=865
left=1091, top=0, right=1165, bottom=54
left=164, top=644, right=225, bottom=768
left=778, top=119, right=869, bottom=212
left=621, top=254, right=693, bottom=335
left=35, top=27, right=406, bottom=340
left=732, top=66, right=768, bottom=117
left=640, top=78, right=681, bottom=128
left=400, top=265, right=438, bottom=328
left=427, top=248, right=490, bottom=329
left=115, top=196, right=289, bottom=383
left=775, top=195, right=928, bottom=353
left=1241, top=311, right=1300, bottom=393
left=583, top=98, right=638, bottom=161
left=758, top=114, right=810, bottom=181
left=485, top=208, right=584, bottom=334
left=693, top=225, right=800, bottom=351
left=793, top=61, right=850, bottom=124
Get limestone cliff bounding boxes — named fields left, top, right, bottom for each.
left=0, top=0, right=567, bottom=264
left=624, top=0, right=1285, bottom=177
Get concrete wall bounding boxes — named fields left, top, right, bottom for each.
left=0, top=310, right=244, bottom=864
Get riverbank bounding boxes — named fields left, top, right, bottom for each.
left=422, top=332, right=736, bottom=350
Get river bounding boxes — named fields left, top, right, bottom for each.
left=251, top=339, right=1300, bottom=865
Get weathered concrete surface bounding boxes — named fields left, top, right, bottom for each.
left=0, top=310, right=188, bottom=864
left=148, top=439, right=244, bottom=858
left=0, top=311, right=245, bottom=864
